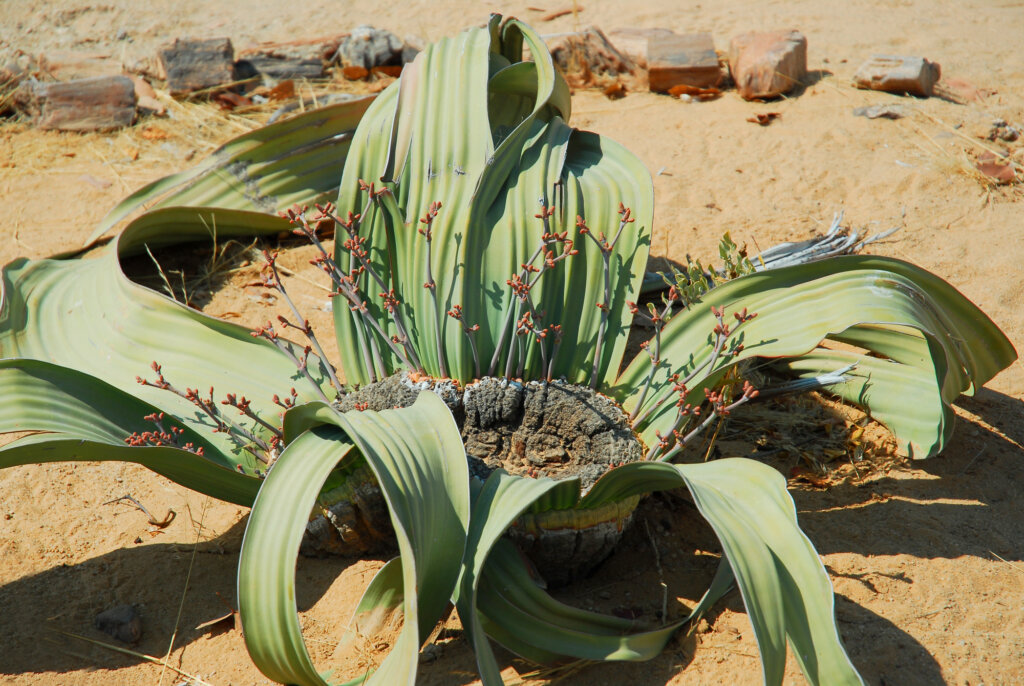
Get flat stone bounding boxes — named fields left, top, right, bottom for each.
left=158, top=37, right=236, bottom=96
left=728, top=30, right=807, bottom=100
left=852, top=55, right=940, bottom=97
left=647, top=32, right=722, bottom=92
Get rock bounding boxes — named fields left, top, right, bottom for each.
left=94, top=604, right=142, bottom=644
left=852, top=103, right=907, bottom=120
left=237, top=55, right=325, bottom=83
left=338, top=26, right=403, bottom=70
left=647, top=31, right=722, bottom=92
left=401, top=35, right=425, bottom=65
left=546, top=27, right=636, bottom=81
left=15, top=75, right=136, bottom=131
left=728, top=30, right=807, bottom=100
left=128, top=75, right=165, bottom=116
left=158, top=37, right=236, bottom=96
left=934, top=77, right=993, bottom=104
left=852, top=55, right=940, bottom=97
left=975, top=152, right=1016, bottom=185
left=607, top=27, right=675, bottom=68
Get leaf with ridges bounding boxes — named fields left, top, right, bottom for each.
left=615, top=256, right=1016, bottom=457
left=239, top=393, right=469, bottom=685
left=0, top=358, right=260, bottom=503
left=89, top=97, right=375, bottom=244
left=1, top=207, right=333, bottom=460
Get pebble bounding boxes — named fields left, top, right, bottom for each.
left=94, top=604, right=142, bottom=644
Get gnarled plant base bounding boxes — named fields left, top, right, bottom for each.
left=305, top=373, right=645, bottom=584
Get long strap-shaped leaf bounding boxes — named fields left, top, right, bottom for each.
left=0, top=359, right=260, bottom=503
left=1, top=207, right=333, bottom=461
left=774, top=334, right=954, bottom=451
left=614, top=256, right=1016, bottom=457
left=462, top=460, right=862, bottom=685
left=332, top=18, right=652, bottom=386
left=238, top=393, right=469, bottom=685
left=475, top=539, right=733, bottom=664
left=89, top=97, right=375, bottom=244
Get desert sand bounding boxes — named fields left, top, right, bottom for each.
left=0, top=1, right=1022, bottom=684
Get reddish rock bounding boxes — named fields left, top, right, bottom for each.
left=158, top=38, right=236, bottom=96
left=852, top=55, right=940, bottom=97
left=647, top=32, right=722, bottom=92
left=728, top=30, right=807, bottom=100
left=15, top=75, right=136, bottom=131
left=128, top=75, right=165, bottom=116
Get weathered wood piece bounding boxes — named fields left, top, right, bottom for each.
left=15, top=75, right=136, bottom=131
left=852, top=55, right=941, bottom=97
left=158, top=38, right=236, bottom=96
left=647, top=32, right=722, bottom=92
left=236, top=55, right=325, bottom=83
left=728, top=30, right=807, bottom=100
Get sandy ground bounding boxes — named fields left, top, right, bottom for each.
left=1, top=1, right=1022, bottom=684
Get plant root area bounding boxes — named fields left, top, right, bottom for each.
left=333, top=373, right=644, bottom=585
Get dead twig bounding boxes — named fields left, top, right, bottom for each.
left=55, top=630, right=214, bottom=686
left=103, top=494, right=176, bottom=528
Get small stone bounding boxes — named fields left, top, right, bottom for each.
left=338, top=26, right=403, bottom=70
left=728, top=30, right=807, bottom=100
left=852, top=55, right=940, bottom=97
left=852, top=104, right=907, bottom=120
left=975, top=153, right=1016, bottom=185
left=94, top=604, right=142, bottom=644
left=158, top=38, right=236, bottom=97
left=419, top=642, right=443, bottom=663
left=647, top=32, right=722, bottom=93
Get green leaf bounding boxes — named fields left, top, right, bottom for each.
left=771, top=333, right=955, bottom=456
left=1, top=207, right=333, bottom=461
left=238, top=393, right=470, bottom=685
left=454, top=471, right=568, bottom=684
left=0, top=359, right=259, bottom=504
left=457, top=459, right=858, bottom=685
left=615, top=256, right=1017, bottom=457
left=331, top=18, right=652, bottom=386
left=89, top=97, right=376, bottom=244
